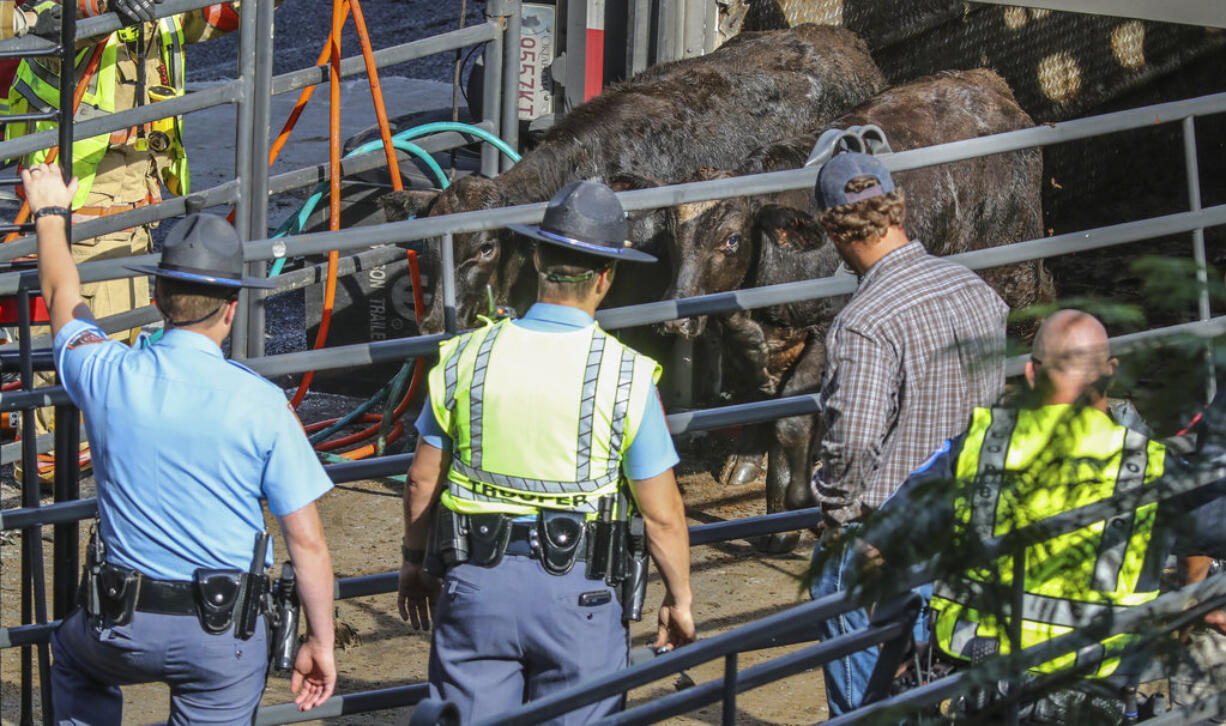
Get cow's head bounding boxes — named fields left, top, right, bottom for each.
left=382, top=176, right=528, bottom=333
left=661, top=168, right=756, bottom=338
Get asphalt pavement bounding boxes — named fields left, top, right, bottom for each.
left=187, top=0, right=487, bottom=85
left=182, top=1, right=487, bottom=357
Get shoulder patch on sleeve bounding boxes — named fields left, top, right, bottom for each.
left=225, top=359, right=276, bottom=388
left=66, top=329, right=108, bottom=349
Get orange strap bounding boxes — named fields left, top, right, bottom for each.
left=72, top=198, right=151, bottom=218
left=202, top=3, right=240, bottom=32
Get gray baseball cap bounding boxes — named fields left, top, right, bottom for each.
left=814, top=152, right=896, bottom=212
left=126, top=213, right=276, bottom=289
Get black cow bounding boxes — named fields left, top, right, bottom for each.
left=380, top=24, right=886, bottom=333
left=663, top=69, right=1053, bottom=551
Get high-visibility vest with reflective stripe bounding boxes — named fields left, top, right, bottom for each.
left=429, top=318, right=662, bottom=517
left=930, top=404, right=1166, bottom=677
left=3, top=9, right=188, bottom=207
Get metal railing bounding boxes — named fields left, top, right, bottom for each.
left=0, top=1, right=525, bottom=723
left=0, top=2, right=1222, bottom=723
left=428, top=454, right=1226, bottom=726
left=0, top=0, right=79, bottom=719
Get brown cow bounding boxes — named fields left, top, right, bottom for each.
left=379, top=24, right=886, bottom=333
left=662, top=69, right=1053, bottom=550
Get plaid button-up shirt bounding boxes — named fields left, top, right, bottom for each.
left=816, top=240, right=1008, bottom=524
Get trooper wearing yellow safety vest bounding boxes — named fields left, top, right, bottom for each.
left=857, top=309, right=1209, bottom=719
left=398, top=180, right=696, bottom=724
left=0, top=0, right=240, bottom=446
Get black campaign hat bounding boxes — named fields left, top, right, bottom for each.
left=126, top=213, right=276, bottom=289
left=507, top=180, right=657, bottom=263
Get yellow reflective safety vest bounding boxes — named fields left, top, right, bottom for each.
left=3, top=8, right=188, bottom=207
left=930, top=404, right=1166, bottom=677
left=428, top=317, right=662, bottom=517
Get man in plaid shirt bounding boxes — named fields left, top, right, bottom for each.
left=807, top=152, right=1008, bottom=716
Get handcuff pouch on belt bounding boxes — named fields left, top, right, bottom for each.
left=467, top=514, right=512, bottom=568
left=193, top=569, right=243, bottom=634
left=192, top=570, right=266, bottom=639
left=539, top=511, right=586, bottom=576
left=204, top=570, right=266, bottom=640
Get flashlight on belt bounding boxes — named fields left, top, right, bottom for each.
left=145, top=85, right=179, bottom=153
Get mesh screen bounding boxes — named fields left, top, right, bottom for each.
left=726, top=1, right=1226, bottom=427
left=738, top=1, right=1225, bottom=122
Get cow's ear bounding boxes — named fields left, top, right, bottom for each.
left=756, top=205, right=825, bottom=250
left=378, top=189, right=441, bottom=221
left=608, top=173, right=661, bottom=191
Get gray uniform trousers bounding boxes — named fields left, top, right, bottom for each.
left=428, top=553, right=628, bottom=725
left=51, top=608, right=267, bottom=725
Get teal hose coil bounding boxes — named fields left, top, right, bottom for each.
left=267, top=122, right=521, bottom=277
left=277, top=123, right=519, bottom=454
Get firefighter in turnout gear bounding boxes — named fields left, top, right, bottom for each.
left=0, top=0, right=241, bottom=452
left=398, top=180, right=695, bottom=724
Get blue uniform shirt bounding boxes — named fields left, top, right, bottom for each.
left=416, top=303, right=679, bottom=481
left=55, top=319, right=333, bottom=581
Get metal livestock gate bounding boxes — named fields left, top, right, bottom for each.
left=0, top=0, right=1225, bottom=723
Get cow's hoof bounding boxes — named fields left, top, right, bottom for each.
left=755, top=531, right=800, bottom=554
left=719, top=454, right=765, bottom=486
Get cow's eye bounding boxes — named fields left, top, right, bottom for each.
left=478, top=243, right=496, bottom=259
left=721, top=235, right=740, bottom=255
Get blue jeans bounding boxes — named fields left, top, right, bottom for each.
left=810, top=537, right=874, bottom=717
left=809, top=537, right=932, bottom=717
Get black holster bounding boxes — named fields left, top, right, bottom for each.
left=268, top=562, right=300, bottom=673
left=433, top=506, right=470, bottom=568
left=621, top=516, right=648, bottom=622
left=584, top=510, right=648, bottom=623
left=80, top=523, right=107, bottom=623
left=94, top=565, right=141, bottom=627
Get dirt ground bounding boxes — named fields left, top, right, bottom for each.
left=0, top=423, right=828, bottom=725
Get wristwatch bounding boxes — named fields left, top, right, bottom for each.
left=33, top=206, right=71, bottom=222
left=402, top=544, right=426, bottom=565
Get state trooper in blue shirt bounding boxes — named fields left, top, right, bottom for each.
left=22, top=163, right=338, bottom=724
left=398, top=181, right=696, bottom=724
